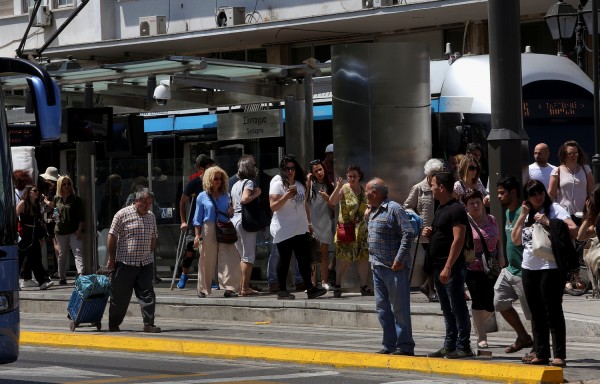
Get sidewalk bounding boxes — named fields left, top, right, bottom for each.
left=18, top=278, right=600, bottom=383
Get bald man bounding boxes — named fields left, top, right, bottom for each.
left=528, top=143, right=556, bottom=190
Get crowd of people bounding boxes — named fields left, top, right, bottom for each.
left=14, top=139, right=595, bottom=361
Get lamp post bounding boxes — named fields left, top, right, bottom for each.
left=582, top=0, right=600, bottom=183
left=544, top=0, right=577, bottom=56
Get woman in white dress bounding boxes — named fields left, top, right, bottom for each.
left=306, top=159, right=335, bottom=289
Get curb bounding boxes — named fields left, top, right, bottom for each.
left=20, top=331, right=563, bottom=384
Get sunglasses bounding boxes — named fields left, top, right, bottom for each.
left=62, top=182, right=72, bottom=187
left=468, top=166, right=478, bottom=171
left=283, top=167, right=296, bottom=172
left=309, top=159, right=321, bottom=166
left=31, top=189, right=39, bottom=193
left=213, top=177, right=223, bottom=181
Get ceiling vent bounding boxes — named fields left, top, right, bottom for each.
left=362, top=0, right=399, bottom=8
left=29, top=5, right=52, bottom=27
left=139, top=16, right=167, bottom=36
left=216, top=7, right=245, bottom=27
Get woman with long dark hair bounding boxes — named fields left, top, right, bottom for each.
left=269, top=154, right=327, bottom=300
left=577, top=184, right=600, bottom=241
left=307, top=159, right=335, bottom=289
left=16, top=185, right=53, bottom=290
left=511, top=179, right=577, bottom=367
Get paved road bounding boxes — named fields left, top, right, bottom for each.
left=19, top=313, right=600, bottom=383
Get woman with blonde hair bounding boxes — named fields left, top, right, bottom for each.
left=193, top=166, right=241, bottom=298
left=454, top=154, right=489, bottom=206
left=54, top=175, right=85, bottom=285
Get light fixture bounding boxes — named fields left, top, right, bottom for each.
left=545, top=0, right=578, bottom=41
left=582, top=0, right=600, bottom=34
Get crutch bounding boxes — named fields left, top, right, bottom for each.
left=169, top=229, right=187, bottom=290
left=170, top=202, right=193, bottom=290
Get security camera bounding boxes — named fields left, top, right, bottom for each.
left=153, top=80, right=171, bottom=106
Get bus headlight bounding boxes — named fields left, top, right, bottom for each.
left=0, top=292, right=18, bottom=314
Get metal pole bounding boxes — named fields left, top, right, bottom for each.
left=592, top=0, right=600, bottom=183
left=487, top=0, right=529, bottom=226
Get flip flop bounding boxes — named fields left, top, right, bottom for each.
left=549, top=359, right=567, bottom=368
left=505, top=337, right=534, bottom=353
left=522, top=352, right=536, bottom=363
left=524, top=357, right=549, bottom=365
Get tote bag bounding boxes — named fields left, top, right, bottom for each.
left=240, top=180, right=269, bottom=232
left=532, top=223, right=555, bottom=261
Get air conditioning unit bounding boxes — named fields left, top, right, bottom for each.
left=216, top=7, right=245, bottom=28
left=139, top=16, right=167, bottom=36
left=362, top=0, right=398, bottom=8
left=28, top=5, right=52, bottom=27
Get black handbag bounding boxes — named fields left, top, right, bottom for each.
left=240, top=180, right=270, bottom=232
left=208, top=194, right=238, bottom=244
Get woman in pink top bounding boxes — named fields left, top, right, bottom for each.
left=464, top=190, right=504, bottom=349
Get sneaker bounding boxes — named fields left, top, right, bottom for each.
left=143, top=324, right=161, bottom=333
left=427, top=347, right=454, bottom=358
left=376, top=348, right=391, bottom=354
left=211, top=281, right=220, bottom=289
left=59, top=278, right=68, bottom=285
left=177, top=273, right=188, bottom=289
left=445, top=349, right=474, bottom=359
left=20, top=279, right=38, bottom=288
left=277, top=290, right=295, bottom=300
left=307, top=286, right=327, bottom=299
left=40, top=281, right=54, bottom=290
left=322, top=283, right=333, bottom=291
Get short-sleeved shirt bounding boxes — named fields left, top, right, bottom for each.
left=231, top=179, right=254, bottom=226
left=505, top=206, right=524, bottom=277
left=528, top=163, right=556, bottom=191
left=428, top=198, right=468, bottom=267
left=521, top=203, right=570, bottom=271
left=453, top=179, right=488, bottom=205
left=183, top=177, right=203, bottom=225
left=53, top=194, right=85, bottom=235
left=193, top=191, right=232, bottom=226
left=269, top=175, right=308, bottom=243
left=109, top=205, right=157, bottom=266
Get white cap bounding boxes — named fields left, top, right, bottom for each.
left=325, top=143, right=333, bottom=153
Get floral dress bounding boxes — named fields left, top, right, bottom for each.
left=334, top=184, right=368, bottom=262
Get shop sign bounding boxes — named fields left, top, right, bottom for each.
left=217, top=110, right=282, bottom=140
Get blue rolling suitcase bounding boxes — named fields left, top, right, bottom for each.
left=67, top=274, right=111, bottom=331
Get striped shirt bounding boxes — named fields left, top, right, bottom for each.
left=367, top=199, right=415, bottom=267
left=109, top=205, right=157, bottom=266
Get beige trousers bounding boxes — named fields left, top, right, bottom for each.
left=197, top=222, right=241, bottom=294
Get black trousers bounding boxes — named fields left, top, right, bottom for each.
left=522, top=268, right=566, bottom=360
left=18, top=238, right=49, bottom=285
left=276, top=233, right=314, bottom=292
left=109, top=262, right=156, bottom=327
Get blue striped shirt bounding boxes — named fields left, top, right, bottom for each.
left=367, top=199, right=415, bottom=267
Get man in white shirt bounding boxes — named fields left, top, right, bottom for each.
left=528, top=143, right=555, bottom=190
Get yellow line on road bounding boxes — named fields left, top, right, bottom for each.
left=22, top=331, right=563, bottom=384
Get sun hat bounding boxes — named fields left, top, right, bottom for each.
left=40, top=166, right=60, bottom=182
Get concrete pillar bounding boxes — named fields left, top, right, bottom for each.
left=76, top=141, right=98, bottom=274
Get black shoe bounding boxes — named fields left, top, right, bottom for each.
left=445, top=349, right=474, bottom=359
left=108, top=325, right=120, bottom=332
left=360, top=285, right=374, bottom=296
left=277, top=290, right=295, bottom=300
left=376, top=348, right=391, bottom=354
left=197, top=292, right=206, bottom=298
left=143, top=324, right=161, bottom=333
left=59, top=278, right=67, bottom=285
left=307, top=286, right=327, bottom=299
left=427, top=347, right=454, bottom=358
left=223, top=290, right=238, bottom=298
left=391, top=350, right=415, bottom=356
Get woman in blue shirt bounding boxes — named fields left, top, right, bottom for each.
left=193, top=166, right=240, bottom=298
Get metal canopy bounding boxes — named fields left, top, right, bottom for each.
left=1, top=56, right=331, bottom=121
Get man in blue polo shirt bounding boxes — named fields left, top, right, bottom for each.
left=366, top=177, right=415, bottom=356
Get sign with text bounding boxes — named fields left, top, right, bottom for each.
left=217, top=110, right=283, bottom=140
left=8, top=124, right=40, bottom=146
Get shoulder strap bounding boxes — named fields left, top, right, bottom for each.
left=207, top=194, right=229, bottom=222
left=468, top=215, right=491, bottom=258
left=557, top=166, right=561, bottom=192
left=353, top=187, right=364, bottom=222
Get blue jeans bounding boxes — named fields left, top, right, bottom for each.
left=267, top=242, right=302, bottom=285
left=373, top=264, right=415, bottom=353
left=433, top=261, right=471, bottom=351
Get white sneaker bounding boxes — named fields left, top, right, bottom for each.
left=40, top=281, right=54, bottom=290
left=323, top=283, right=333, bottom=291
left=20, top=279, right=38, bottom=288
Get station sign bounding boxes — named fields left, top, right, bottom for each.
left=217, top=110, right=283, bottom=140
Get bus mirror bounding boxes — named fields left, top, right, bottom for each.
left=26, top=76, right=61, bottom=140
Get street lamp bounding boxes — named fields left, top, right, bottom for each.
left=545, top=0, right=578, bottom=56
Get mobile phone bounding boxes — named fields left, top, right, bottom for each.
left=289, top=184, right=297, bottom=192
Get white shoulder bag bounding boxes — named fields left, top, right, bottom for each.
left=532, top=223, right=555, bottom=261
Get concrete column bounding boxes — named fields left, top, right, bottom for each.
left=284, top=95, right=312, bottom=168
left=76, top=141, right=98, bottom=274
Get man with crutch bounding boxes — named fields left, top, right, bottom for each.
left=175, top=154, right=214, bottom=289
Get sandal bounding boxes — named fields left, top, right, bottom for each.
left=240, top=289, right=258, bottom=297
left=361, top=285, right=374, bottom=296
left=477, top=341, right=488, bottom=349
left=522, top=352, right=536, bottom=363
left=505, top=337, right=533, bottom=353
left=524, top=357, right=549, bottom=365
left=549, top=359, right=567, bottom=368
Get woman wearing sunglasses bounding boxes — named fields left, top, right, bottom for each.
left=16, top=185, right=53, bottom=290
left=53, top=175, right=85, bottom=285
left=453, top=154, right=489, bottom=207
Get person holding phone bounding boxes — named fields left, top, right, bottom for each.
left=269, top=155, right=327, bottom=300
left=307, top=159, right=335, bottom=289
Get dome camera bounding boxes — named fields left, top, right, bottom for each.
left=153, top=80, right=171, bottom=106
